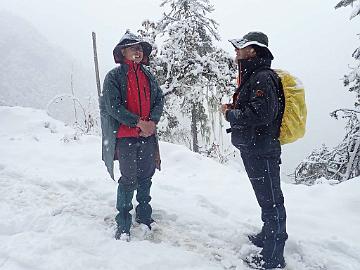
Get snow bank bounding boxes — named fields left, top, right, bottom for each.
left=0, top=106, right=359, bottom=270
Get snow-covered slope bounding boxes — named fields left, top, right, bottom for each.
left=0, top=106, right=359, bottom=270
left=0, top=11, right=96, bottom=124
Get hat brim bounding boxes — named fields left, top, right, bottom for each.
left=228, top=39, right=274, bottom=59
left=113, top=40, right=153, bottom=64
left=228, top=39, right=267, bottom=49
left=117, top=41, right=152, bottom=57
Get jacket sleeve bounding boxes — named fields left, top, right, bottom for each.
left=149, top=78, right=164, bottom=124
left=226, top=72, right=279, bottom=126
left=102, top=71, right=140, bottom=127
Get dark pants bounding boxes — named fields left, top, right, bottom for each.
left=241, top=152, right=288, bottom=263
left=115, top=136, right=156, bottom=234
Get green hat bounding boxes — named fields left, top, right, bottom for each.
left=229, top=31, right=274, bottom=59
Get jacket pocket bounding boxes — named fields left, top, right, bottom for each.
left=231, top=125, right=255, bottom=149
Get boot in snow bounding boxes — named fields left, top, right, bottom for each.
left=248, top=232, right=265, bottom=248
left=115, top=227, right=130, bottom=242
left=245, top=253, right=285, bottom=269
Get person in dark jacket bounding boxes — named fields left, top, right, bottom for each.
left=99, top=30, right=164, bottom=241
left=220, top=32, right=287, bottom=269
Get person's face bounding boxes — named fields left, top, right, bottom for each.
left=121, top=44, right=144, bottom=63
left=235, top=46, right=256, bottom=61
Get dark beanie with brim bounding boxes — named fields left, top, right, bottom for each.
left=113, top=30, right=153, bottom=64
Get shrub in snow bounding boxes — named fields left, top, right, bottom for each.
left=47, top=94, right=100, bottom=136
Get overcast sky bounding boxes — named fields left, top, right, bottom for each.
left=1, top=0, right=359, bottom=172
left=1, top=0, right=357, bottom=74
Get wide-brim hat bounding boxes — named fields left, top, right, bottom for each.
left=113, top=30, right=152, bottom=64
left=229, top=31, right=274, bottom=60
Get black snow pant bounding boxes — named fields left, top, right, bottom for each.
left=241, top=152, right=288, bottom=264
left=115, top=136, right=156, bottom=234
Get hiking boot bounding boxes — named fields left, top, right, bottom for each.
left=135, top=216, right=155, bottom=225
left=115, top=227, right=130, bottom=242
left=149, top=221, right=160, bottom=231
left=245, top=253, right=285, bottom=269
left=248, top=233, right=265, bottom=248
left=137, top=223, right=152, bottom=239
left=119, top=233, right=131, bottom=242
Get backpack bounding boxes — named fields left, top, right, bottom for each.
left=273, top=69, right=307, bottom=145
left=236, top=69, right=307, bottom=145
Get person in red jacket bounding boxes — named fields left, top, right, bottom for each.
left=100, top=30, right=164, bottom=241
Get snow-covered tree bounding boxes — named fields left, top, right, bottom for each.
left=150, top=0, right=236, bottom=153
left=335, top=0, right=360, bottom=19
left=336, top=1, right=360, bottom=108
left=295, top=1, right=360, bottom=184
left=137, top=20, right=185, bottom=146
left=137, top=20, right=159, bottom=65
left=294, top=110, right=360, bottom=184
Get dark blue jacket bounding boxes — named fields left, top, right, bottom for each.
left=226, top=58, right=284, bottom=155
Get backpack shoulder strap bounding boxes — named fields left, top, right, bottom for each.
left=252, top=66, right=286, bottom=122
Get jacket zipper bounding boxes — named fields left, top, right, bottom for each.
left=143, top=86, right=147, bottom=100
left=133, top=64, right=142, bottom=116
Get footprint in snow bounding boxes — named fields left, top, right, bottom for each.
left=196, top=195, right=229, bottom=218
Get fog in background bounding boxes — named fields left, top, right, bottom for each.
left=1, top=0, right=359, bottom=176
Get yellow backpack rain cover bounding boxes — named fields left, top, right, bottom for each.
left=274, top=69, right=307, bottom=145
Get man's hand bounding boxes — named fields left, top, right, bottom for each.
left=137, top=120, right=156, bottom=137
left=220, top=103, right=233, bottom=113
left=219, top=104, right=234, bottom=121
left=219, top=104, right=228, bottom=114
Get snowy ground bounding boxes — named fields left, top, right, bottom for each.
left=0, top=106, right=359, bottom=270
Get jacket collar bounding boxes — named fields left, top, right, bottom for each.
left=238, top=57, right=271, bottom=87
left=124, top=59, right=141, bottom=71
left=118, top=62, right=152, bottom=80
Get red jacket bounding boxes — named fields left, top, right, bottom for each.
left=117, top=60, right=151, bottom=138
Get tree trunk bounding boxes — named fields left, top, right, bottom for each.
left=191, top=103, right=199, bottom=152
left=344, top=136, right=360, bottom=181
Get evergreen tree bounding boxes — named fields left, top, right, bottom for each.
left=295, top=1, right=360, bottom=184
left=336, top=0, right=360, bottom=107
left=138, top=20, right=185, bottom=145
left=335, top=0, right=360, bottom=19
left=153, top=0, right=236, bottom=153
